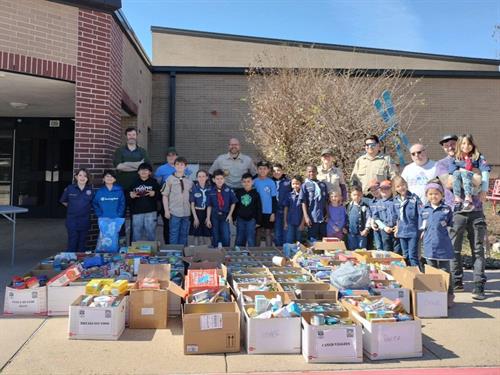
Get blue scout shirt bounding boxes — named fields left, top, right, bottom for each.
left=207, top=184, right=237, bottom=215
left=284, top=190, right=303, bottom=226
left=59, top=184, right=94, bottom=228
left=374, top=196, right=398, bottom=228
left=273, top=176, right=291, bottom=208
left=254, top=177, right=277, bottom=214
left=419, top=202, right=454, bottom=260
left=92, top=184, right=126, bottom=218
left=346, top=201, right=370, bottom=234
left=299, top=179, right=328, bottom=223
left=394, top=192, right=422, bottom=239
left=190, top=182, right=210, bottom=209
left=154, top=164, right=192, bottom=185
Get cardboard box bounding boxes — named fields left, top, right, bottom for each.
left=183, top=302, right=240, bottom=354
left=129, top=264, right=186, bottom=329
left=353, top=250, right=405, bottom=264
left=48, top=282, right=87, bottom=316
left=350, top=310, right=422, bottom=360
left=242, top=291, right=301, bottom=354
left=184, top=246, right=225, bottom=268
left=391, top=266, right=448, bottom=318
left=129, top=241, right=160, bottom=254
left=68, top=295, right=126, bottom=340
left=3, top=285, right=47, bottom=315
left=371, top=280, right=411, bottom=314
left=302, top=312, right=363, bottom=363
left=47, top=265, right=83, bottom=287
left=279, top=282, right=338, bottom=301
left=312, top=241, right=347, bottom=253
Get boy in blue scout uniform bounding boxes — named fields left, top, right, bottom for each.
left=206, top=169, right=237, bottom=247
left=373, top=180, right=401, bottom=253
left=190, top=169, right=212, bottom=245
left=366, top=179, right=384, bottom=250
left=272, top=163, right=291, bottom=246
left=345, top=186, right=371, bottom=250
left=393, top=176, right=422, bottom=267
left=283, top=175, right=304, bottom=244
left=419, top=179, right=455, bottom=306
left=300, top=165, right=328, bottom=242
left=60, top=168, right=94, bottom=252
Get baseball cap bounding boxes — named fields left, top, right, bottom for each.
left=439, top=135, right=458, bottom=145
left=321, top=148, right=334, bottom=156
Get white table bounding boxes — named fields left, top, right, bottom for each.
left=0, top=205, right=29, bottom=266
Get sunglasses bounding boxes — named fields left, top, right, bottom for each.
left=365, top=143, right=378, bottom=148
left=411, top=150, right=425, bottom=156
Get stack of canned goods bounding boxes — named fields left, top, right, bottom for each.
left=310, top=313, right=354, bottom=326
left=296, top=301, right=344, bottom=313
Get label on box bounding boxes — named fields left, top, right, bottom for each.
left=315, top=328, right=357, bottom=357
left=186, top=345, right=198, bottom=353
left=377, top=324, right=415, bottom=355
left=77, top=309, right=113, bottom=335
left=141, top=308, right=154, bottom=316
left=200, top=313, right=223, bottom=330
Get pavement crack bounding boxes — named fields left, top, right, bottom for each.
left=0, top=317, right=48, bottom=373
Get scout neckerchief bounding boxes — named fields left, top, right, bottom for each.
left=198, top=183, right=208, bottom=209
left=216, top=186, right=225, bottom=210
left=305, top=178, right=321, bottom=200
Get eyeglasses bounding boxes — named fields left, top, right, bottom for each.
left=365, top=143, right=378, bottom=148
left=411, top=150, right=425, bottom=156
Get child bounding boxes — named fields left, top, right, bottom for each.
left=373, top=180, right=401, bottom=253
left=449, top=134, right=491, bottom=211
left=326, top=191, right=347, bottom=240
left=420, top=179, right=455, bottom=306
left=60, top=168, right=93, bottom=252
left=128, top=163, right=160, bottom=242
left=234, top=173, right=262, bottom=247
left=345, top=186, right=371, bottom=250
left=272, top=164, right=291, bottom=247
left=253, top=161, right=277, bottom=246
left=190, top=169, right=211, bottom=245
left=92, top=169, right=126, bottom=252
left=161, top=157, right=193, bottom=246
left=300, top=165, right=328, bottom=242
left=284, top=175, right=304, bottom=243
left=367, top=179, right=383, bottom=250
left=393, top=176, right=421, bottom=266
left=206, top=169, right=237, bottom=247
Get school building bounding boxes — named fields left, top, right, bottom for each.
left=1, top=0, right=499, bottom=220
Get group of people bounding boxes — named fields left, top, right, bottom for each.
left=60, top=128, right=491, bottom=302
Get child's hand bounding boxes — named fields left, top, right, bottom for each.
left=361, top=229, right=369, bottom=237
left=304, top=216, right=312, bottom=227
left=384, top=226, right=392, bottom=234
left=284, top=222, right=288, bottom=230
left=146, top=190, right=155, bottom=197
left=299, top=224, right=304, bottom=231
left=193, top=217, right=200, bottom=228
left=206, top=219, right=212, bottom=229
left=342, top=228, right=348, bottom=234
left=226, top=215, right=233, bottom=225
left=371, top=223, right=379, bottom=231
left=269, top=213, right=275, bottom=223
left=130, top=191, right=138, bottom=199
left=479, top=191, right=486, bottom=202
left=394, top=225, right=398, bottom=237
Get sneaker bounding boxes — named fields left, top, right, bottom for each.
left=472, top=283, right=486, bottom=300
left=462, top=200, right=474, bottom=212
left=454, top=282, right=464, bottom=291
left=453, top=202, right=463, bottom=213
left=447, top=294, right=455, bottom=308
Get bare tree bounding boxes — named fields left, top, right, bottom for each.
left=245, top=66, right=422, bottom=177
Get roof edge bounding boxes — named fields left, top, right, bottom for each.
left=114, top=9, right=152, bottom=68
left=151, top=26, right=500, bottom=66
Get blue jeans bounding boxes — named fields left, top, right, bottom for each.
left=399, top=236, right=419, bottom=266
left=169, top=215, right=190, bottom=245
left=274, top=208, right=285, bottom=246
left=347, top=233, right=368, bottom=250
left=235, top=218, right=256, bottom=247
left=452, top=169, right=474, bottom=197
left=211, top=213, right=231, bottom=247
left=307, top=222, right=326, bottom=242
left=373, top=230, right=383, bottom=250
left=132, top=212, right=157, bottom=242
left=286, top=224, right=302, bottom=243
left=380, top=231, right=401, bottom=254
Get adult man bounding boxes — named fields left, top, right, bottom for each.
left=401, top=143, right=437, bottom=203
left=154, top=147, right=192, bottom=186
left=436, top=135, right=488, bottom=300
left=113, top=127, right=150, bottom=192
left=435, top=135, right=458, bottom=207
left=209, top=138, right=257, bottom=189
left=351, top=135, right=397, bottom=195
left=317, top=148, right=347, bottom=201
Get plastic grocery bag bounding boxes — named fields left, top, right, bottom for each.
left=96, top=217, right=125, bottom=253
left=330, top=261, right=370, bottom=290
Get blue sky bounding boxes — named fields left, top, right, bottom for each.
left=122, top=0, right=500, bottom=61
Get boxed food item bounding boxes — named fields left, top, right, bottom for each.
left=391, top=265, right=449, bottom=318
left=47, top=265, right=83, bottom=287
left=128, top=241, right=160, bottom=255
left=4, top=275, right=48, bottom=315
left=183, top=302, right=240, bottom=354
left=370, top=280, right=411, bottom=314
left=68, top=295, right=126, bottom=340
left=302, top=311, right=362, bottom=363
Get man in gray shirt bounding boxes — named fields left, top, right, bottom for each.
left=209, top=138, right=257, bottom=189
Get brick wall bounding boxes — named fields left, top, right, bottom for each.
left=149, top=73, right=170, bottom=165
left=0, top=0, right=78, bottom=65
left=151, top=73, right=500, bottom=175
left=74, top=9, right=123, bottom=244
